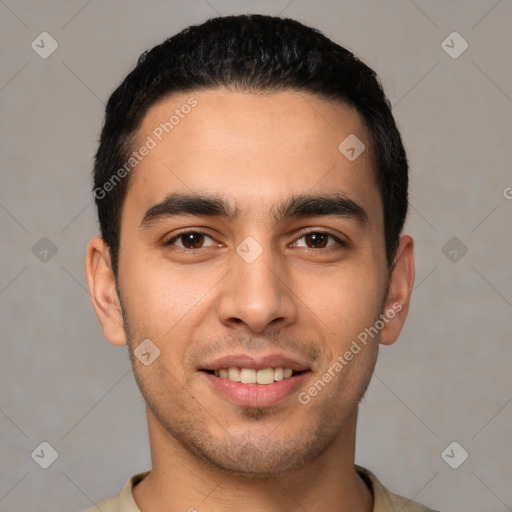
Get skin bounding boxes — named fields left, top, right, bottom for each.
left=86, top=88, right=415, bottom=512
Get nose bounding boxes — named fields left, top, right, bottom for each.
left=217, top=243, right=298, bottom=334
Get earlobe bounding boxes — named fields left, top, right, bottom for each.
left=85, top=237, right=127, bottom=347
left=380, top=235, right=415, bottom=346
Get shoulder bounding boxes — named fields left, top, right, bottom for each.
left=356, top=465, right=441, bottom=512
left=82, top=471, right=150, bottom=512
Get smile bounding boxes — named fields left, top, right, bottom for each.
left=201, top=369, right=310, bottom=407
left=209, top=367, right=298, bottom=385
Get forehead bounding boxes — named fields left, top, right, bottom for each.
left=125, top=88, right=381, bottom=225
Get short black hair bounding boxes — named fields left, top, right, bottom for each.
left=93, top=13, right=408, bottom=277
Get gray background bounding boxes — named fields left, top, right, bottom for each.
left=1, top=0, right=511, bottom=510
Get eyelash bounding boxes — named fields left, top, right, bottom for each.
left=164, top=230, right=347, bottom=250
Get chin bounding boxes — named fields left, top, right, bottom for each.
left=179, top=427, right=333, bottom=478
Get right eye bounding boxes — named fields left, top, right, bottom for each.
left=165, top=231, right=219, bottom=250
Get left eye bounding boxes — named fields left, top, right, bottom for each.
left=292, top=232, right=343, bottom=249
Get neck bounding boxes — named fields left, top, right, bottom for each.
left=133, top=407, right=373, bottom=512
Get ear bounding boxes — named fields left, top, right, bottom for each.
left=379, top=235, right=415, bottom=346
left=85, top=236, right=127, bottom=347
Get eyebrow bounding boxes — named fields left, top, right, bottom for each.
left=139, top=192, right=369, bottom=228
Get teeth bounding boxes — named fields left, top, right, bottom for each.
left=240, top=368, right=257, bottom=384
left=213, top=367, right=296, bottom=385
left=228, top=367, right=240, bottom=382
left=257, top=368, right=275, bottom=385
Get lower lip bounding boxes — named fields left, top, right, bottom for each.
left=201, top=371, right=310, bottom=407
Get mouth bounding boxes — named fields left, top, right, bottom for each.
left=202, top=367, right=305, bottom=385
left=198, top=354, right=311, bottom=407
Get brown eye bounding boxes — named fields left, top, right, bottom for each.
left=180, top=233, right=205, bottom=249
left=166, top=231, right=216, bottom=249
left=304, top=233, right=328, bottom=248
left=293, top=232, right=344, bottom=249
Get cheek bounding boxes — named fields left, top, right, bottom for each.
left=301, top=262, right=386, bottom=343
left=118, top=250, right=220, bottom=345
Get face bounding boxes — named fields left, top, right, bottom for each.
left=87, top=88, right=414, bottom=476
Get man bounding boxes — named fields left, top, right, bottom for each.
left=85, top=13, right=438, bottom=512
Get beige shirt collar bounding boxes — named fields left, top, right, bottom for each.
left=88, top=465, right=437, bottom=512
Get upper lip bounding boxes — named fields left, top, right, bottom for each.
left=199, top=353, right=311, bottom=372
